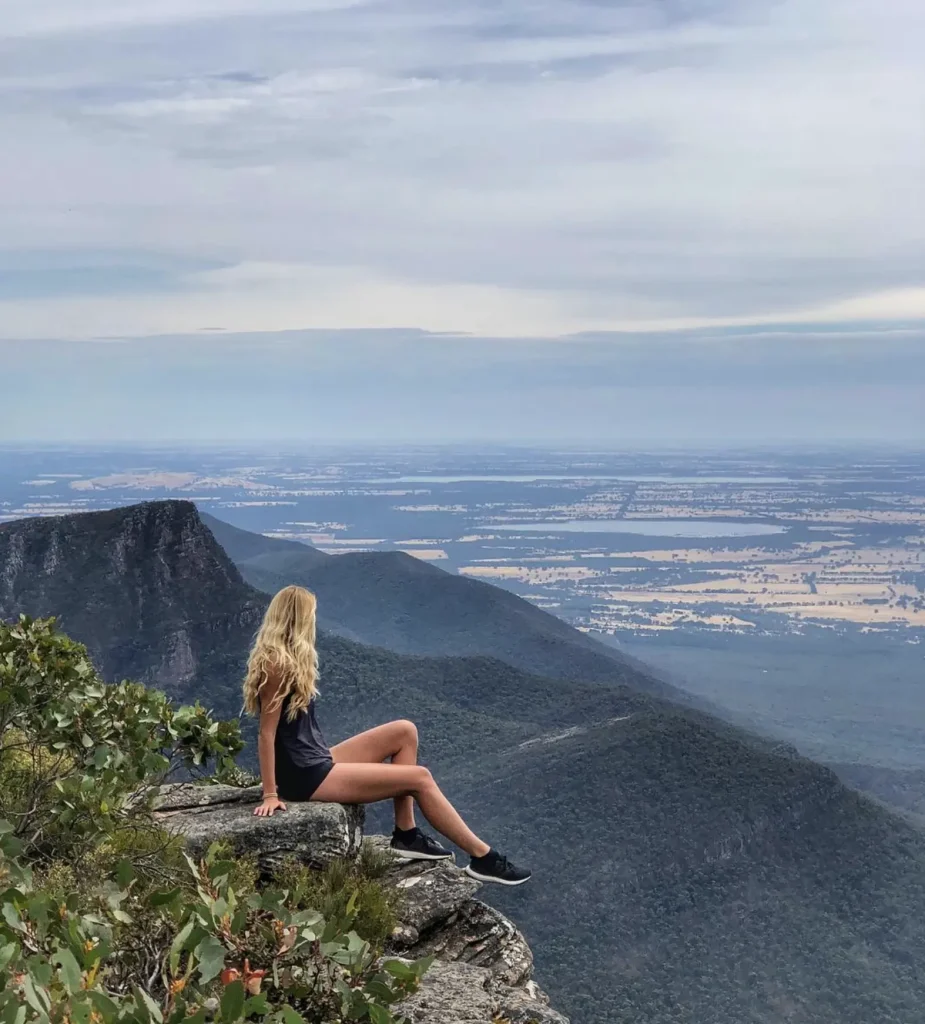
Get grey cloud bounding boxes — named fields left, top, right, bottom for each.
left=0, top=0, right=923, bottom=328
left=7, top=323, right=923, bottom=388
left=211, top=71, right=271, bottom=84
left=0, top=249, right=226, bottom=299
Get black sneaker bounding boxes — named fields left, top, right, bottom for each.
left=390, top=827, right=454, bottom=862
left=465, top=849, right=531, bottom=886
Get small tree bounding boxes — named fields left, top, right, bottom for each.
left=0, top=616, right=242, bottom=860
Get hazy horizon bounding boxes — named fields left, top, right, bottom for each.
left=3, top=324, right=923, bottom=443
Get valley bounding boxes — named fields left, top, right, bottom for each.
left=4, top=444, right=923, bottom=779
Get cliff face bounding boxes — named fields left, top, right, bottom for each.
left=0, top=501, right=264, bottom=712
left=155, top=785, right=568, bottom=1024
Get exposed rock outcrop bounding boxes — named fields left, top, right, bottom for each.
left=156, top=785, right=567, bottom=1023
left=364, top=835, right=482, bottom=941
left=397, top=961, right=569, bottom=1024
left=367, top=834, right=561, bottom=1021
left=154, top=783, right=364, bottom=871
left=366, top=837, right=535, bottom=988
left=413, top=899, right=535, bottom=989
left=0, top=500, right=265, bottom=712
left=397, top=961, right=495, bottom=1023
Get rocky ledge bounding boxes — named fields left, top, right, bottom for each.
left=156, top=785, right=568, bottom=1024
left=153, top=783, right=364, bottom=871
left=367, top=838, right=568, bottom=1024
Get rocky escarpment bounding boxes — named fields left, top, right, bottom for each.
left=367, top=840, right=567, bottom=1024
left=0, top=501, right=265, bottom=712
left=155, top=785, right=567, bottom=1024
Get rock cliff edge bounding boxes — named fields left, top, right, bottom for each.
left=155, top=785, right=568, bottom=1024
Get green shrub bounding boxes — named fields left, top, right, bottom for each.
left=0, top=616, right=431, bottom=1024
left=208, top=841, right=261, bottom=897
left=0, top=616, right=243, bottom=861
left=272, top=848, right=399, bottom=952
left=0, top=827, right=429, bottom=1024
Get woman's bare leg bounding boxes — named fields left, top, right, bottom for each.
left=329, top=720, right=418, bottom=830
left=312, top=761, right=490, bottom=858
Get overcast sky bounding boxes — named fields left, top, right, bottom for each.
left=1, top=0, right=923, bottom=442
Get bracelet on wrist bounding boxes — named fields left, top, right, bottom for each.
left=263, top=791, right=278, bottom=799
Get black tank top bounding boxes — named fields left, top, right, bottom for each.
left=274, top=694, right=332, bottom=771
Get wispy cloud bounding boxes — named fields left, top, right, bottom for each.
left=2, top=0, right=368, bottom=37
left=0, top=0, right=923, bottom=338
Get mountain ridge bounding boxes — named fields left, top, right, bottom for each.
left=199, top=509, right=685, bottom=701
left=0, top=500, right=263, bottom=708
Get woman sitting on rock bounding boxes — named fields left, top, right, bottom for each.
left=243, top=584, right=531, bottom=886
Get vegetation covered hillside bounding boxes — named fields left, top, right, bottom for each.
left=290, top=635, right=925, bottom=1023
left=458, top=716, right=925, bottom=1024
left=200, top=511, right=679, bottom=700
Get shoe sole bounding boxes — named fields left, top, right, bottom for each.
left=391, top=848, right=455, bottom=862
left=464, top=866, right=532, bottom=886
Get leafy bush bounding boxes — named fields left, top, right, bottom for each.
left=0, top=828, right=430, bottom=1024
left=0, top=616, right=431, bottom=1023
left=271, top=845, right=399, bottom=953
left=0, top=616, right=242, bottom=860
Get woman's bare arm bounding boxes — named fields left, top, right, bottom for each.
left=254, top=669, right=286, bottom=816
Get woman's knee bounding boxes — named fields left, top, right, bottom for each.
left=408, top=764, right=433, bottom=793
left=395, top=719, right=418, bottom=745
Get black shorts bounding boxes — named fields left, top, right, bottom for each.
left=277, top=759, right=335, bottom=802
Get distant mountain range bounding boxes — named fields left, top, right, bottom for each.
left=200, top=511, right=679, bottom=700
left=3, top=501, right=925, bottom=1024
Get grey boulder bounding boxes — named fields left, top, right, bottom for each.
left=364, top=836, right=481, bottom=942
left=397, top=959, right=568, bottom=1024
left=498, top=987, right=572, bottom=1024
left=153, top=783, right=363, bottom=871
left=398, top=961, right=496, bottom=1023
left=413, top=898, right=535, bottom=989
left=366, top=837, right=568, bottom=1023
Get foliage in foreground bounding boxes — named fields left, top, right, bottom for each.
left=0, top=829, right=429, bottom=1024
left=272, top=845, right=400, bottom=955
left=0, top=617, right=430, bottom=1024
left=0, top=616, right=242, bottom=861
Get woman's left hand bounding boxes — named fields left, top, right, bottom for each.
left=254, top=795, right=287, bottom=816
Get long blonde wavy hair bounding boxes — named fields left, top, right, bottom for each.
left=243, top=585, right=319, bottom=721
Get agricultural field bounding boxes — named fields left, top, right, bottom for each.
left=3, top=444, right=924, bottom=642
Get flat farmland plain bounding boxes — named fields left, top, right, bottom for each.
left=3, top=445, right=924, bottom=642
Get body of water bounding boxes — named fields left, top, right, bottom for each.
left=493, top=519, right=787, bottom=538
left=366, top=474, right=796, bottom=485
